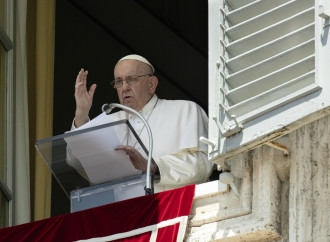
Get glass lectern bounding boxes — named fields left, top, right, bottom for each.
left=35, top=120, right=153, bottom=212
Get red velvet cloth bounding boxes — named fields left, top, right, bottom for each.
left=0, top=185, right=195, bottom=242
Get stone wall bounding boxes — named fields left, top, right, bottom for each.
left=186, top=115, right=330, bottom=241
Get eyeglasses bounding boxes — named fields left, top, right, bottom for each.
left=111, top=74, right=152, bottom=88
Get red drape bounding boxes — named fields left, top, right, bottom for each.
left=0, top=185, right=195, bottom=241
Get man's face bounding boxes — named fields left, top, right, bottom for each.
left=114, top=60, right=157, bottom=111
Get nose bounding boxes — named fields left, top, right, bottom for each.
left=122, top=80, right=130, bottom=91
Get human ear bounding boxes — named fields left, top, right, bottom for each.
left=149, top=76, right=158, bottom=94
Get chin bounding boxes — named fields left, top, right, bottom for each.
left=123, top=101, right=136, bottom=110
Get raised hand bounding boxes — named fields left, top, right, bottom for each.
left=74, top=68, right=97, bottom=127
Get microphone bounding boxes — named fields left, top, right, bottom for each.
left=101, top=103, right=154, bottom=195
left=101, top=103, right=113, bottom=114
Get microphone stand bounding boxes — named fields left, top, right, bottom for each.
left=102, top=103, right=153, bottom=195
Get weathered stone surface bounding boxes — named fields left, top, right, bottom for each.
left=186, top=115, right=330, bottom=241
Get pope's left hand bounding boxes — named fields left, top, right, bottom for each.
left=115, top=146, right=156, bottom=173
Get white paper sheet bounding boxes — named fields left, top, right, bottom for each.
left=65, top=113, right=141, bottom=185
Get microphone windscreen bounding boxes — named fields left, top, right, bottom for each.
left=101, top=103, right=110, bottom=113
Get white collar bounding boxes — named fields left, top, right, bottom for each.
left=140, top=94, right=158, bottom=114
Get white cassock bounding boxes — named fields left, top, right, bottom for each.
left=68, top=94, right=214, bottom=193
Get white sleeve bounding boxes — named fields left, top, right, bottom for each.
left=70, top=117, right=91, bottom=131
left=154, top=149, right=214, bottom=186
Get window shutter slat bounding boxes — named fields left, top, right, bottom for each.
left=208, top=0, right=330, bottom=165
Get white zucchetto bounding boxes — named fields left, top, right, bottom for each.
left=117, top=54, right=155, bottom=74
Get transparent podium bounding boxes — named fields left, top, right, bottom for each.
left=35, top=119, right=153, bottom=212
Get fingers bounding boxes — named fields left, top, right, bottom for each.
left=115, top=146, right=137, bottom=157
left=75, top=68, right=88, bottom=87
left=75, top=68, right=84, bottom=85
left=74, top=82, right=87, bottom=100
left=75, top=69, right=86, bottom=95
left=115, top=146, right=148, bottom=171
left=75, top=69, right=96, bottom=99
left=114, top=145, right=129, bottom=151
left=82, top=69, right=88, bottom=86
left=88, top=83, right=97, bottom=98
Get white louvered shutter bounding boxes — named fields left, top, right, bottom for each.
left=208, top=0, right=330, bottom=166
